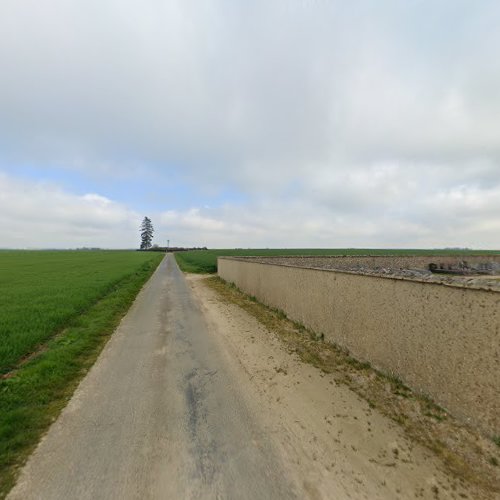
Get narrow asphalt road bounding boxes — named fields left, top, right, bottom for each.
left=8, top=254, right=298, bottom=500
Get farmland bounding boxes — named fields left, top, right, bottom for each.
left=0, top=250, right=164, bottom=496
left=0, top=251, right=163, bottom=374
left=174, top=248, right=500, bottom=274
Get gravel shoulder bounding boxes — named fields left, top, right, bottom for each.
left=188, top=274, right=498, bottom=500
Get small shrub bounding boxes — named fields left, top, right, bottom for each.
left=275, top=310, right=287, bottom=320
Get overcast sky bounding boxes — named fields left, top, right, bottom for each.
left=1, top=1, right=499, bottom=249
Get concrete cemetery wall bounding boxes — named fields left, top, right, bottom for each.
left=218, top=257, right=500, bottom=436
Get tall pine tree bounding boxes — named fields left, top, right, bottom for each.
left=140, top=217, right=154, bottom=250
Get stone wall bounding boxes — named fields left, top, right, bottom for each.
left=218, top=256, right=500, bottom=436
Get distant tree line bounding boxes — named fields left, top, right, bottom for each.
left=139, top=246, right=208, bottom=253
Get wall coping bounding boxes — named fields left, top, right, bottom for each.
left=217, top=256, right=500, bottom=293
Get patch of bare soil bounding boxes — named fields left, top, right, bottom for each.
left=187, top=275, right=499, bottom=500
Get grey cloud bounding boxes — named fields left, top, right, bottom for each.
left=0, top=1, right=499, bottom=248
left=2, top=1, right=498, bottom=172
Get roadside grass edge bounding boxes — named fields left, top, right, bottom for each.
left=0, top=254, right=164, bottom=498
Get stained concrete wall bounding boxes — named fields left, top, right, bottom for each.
left=218, top=257, right=500, bottom=436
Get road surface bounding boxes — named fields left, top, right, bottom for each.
left=9, top=254, right=483, bottom=500
left=8, top=254, right=299, bottom=500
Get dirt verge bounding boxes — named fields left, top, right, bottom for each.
left=188, top=275, right=499, bottom=499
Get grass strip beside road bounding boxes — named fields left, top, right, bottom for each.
left=0, top=251, right=165, bottom=374
left=175, top=248, right=500, bottom=274
left=0, top=253, right=164, bottom=498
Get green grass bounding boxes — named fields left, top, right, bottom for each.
left=0, top=251, right=163, bottom=374
left=175, top=248, right=500, bottom=274
left=0, top=250, right=164, bottom=497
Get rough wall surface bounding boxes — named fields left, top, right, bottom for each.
left=218, top=257, right=500, bottom=436
left=223, top=255, right=500, bottom=271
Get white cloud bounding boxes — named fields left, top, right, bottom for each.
left=0, top=1, right=499, bottom=248
left=0, top=173, right=140, bottom=248
left=1, top=167, right=498, bottom=250
left=158, top=163, right=500, bottom=249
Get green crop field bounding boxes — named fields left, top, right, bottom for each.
left=175, top=248, right=500, bottom=274
left=0, top=251, right=162, bottom=374
left=0, top=250, right=164, bottom=496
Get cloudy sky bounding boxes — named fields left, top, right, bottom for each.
left=1, top=1, right=499, bottom=249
